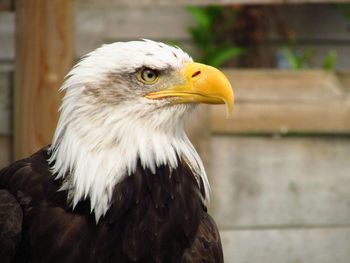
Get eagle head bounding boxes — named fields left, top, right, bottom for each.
left=49, top=40, right=233, bottom=221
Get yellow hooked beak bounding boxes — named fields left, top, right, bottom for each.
left=145, top=62, right=234, bottom=116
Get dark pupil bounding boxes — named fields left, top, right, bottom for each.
left=147, top=71, right=154, bottom=78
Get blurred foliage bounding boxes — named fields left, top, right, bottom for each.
left=281, top=47, right=314, bottom=69
left=281, top=46, right=337, bottom=70
left=322, top=50, right=337, bottom=70
left=186, top=5, right=340, bottom=70
left=336, top=3, right=350, bottom=21
left=187, top=6, right=244, bottom=67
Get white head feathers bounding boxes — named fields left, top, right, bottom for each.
left=48, top=40, right=210, bottom=222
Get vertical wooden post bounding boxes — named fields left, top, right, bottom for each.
left=15, top=0, right=75, bottom=160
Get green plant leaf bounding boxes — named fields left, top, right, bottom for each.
left=186, top=5, right=243, bottom=67
left=282, top=49, right=300, bottom=69
left=207, top=47, right=245, bottom=67
left=187, top=6, right=212, bottom=29
left=322, top=50, right=337, bottom=70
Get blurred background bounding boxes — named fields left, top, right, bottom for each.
left=1, top=0, right=350, bottom=262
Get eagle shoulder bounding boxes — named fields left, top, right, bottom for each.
left=0, top=147, right=90, bottom=262
left=0, top=189, right=23, bottom=263
left=182, top=212, right=224, bottom=263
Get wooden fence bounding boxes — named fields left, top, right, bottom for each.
left=209, top=70, right=350, bottom=262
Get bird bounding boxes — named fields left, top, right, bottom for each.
left=0, top=40, right=233, bottom=263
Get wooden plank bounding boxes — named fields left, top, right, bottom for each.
left=15, top=0, right=75, bottom=160
left=78, top=0, right=350, bottom=8
left=0, top=136, right=11, bottom=169
left=211, top=70, right=350, bottom=134
left=338, top=70, right=350, bottom=92
left=211, top=101, right=350, bottom=134
left=220, top=228, right=350, bottom=263
left=209, top=136, right=350, bottom=228
left=74, top=7, right=350, bottom=57
left=0, top=70, right=11, bottom=135
left=3, top=7, right=350, bottom=65
left=76, top=8, right=193, bottom=57
left=74, top=5, right=350, bottom=49
left=223, top=70, right=344, bottom=102
left=77, top=7, right=191, bottom=39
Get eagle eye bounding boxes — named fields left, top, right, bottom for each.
left=137, top=68, right=159, bottom=84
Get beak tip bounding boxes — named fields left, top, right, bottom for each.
left=225, top=101, right=234, bottom=119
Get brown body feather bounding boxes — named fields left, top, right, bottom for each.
left=0, top=147, right=223, bottom=263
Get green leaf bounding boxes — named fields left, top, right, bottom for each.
left=206, top=47, right=245, bottom=67
left=282, top=49, right=300, bottom=69
left=187, top=6, right=212, bottom=29
left=188, top=28, right=213, bottom=49
left=322, top=50, right=337, bottom=70
left=186, top=6, right=243, bottom=66
left=205, top=6, right=222, bottom=21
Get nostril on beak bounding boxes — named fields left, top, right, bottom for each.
left=191, top=71, right=201, bottom=78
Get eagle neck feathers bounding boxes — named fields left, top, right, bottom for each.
left=49, top=98, right=209, bottom=222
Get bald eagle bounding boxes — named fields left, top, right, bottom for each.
left=0, top=40, right=233, bottom=263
